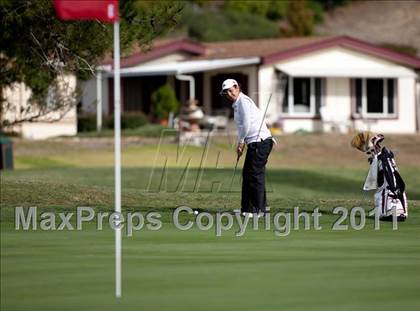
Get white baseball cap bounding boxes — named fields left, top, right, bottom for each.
left=220, top=79, right=238, bottom=94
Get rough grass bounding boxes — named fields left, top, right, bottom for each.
left=1, top=167, right=420, bottom=214
left=10, top=133, right=420, bottom=169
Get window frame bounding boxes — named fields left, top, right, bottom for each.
left=281, top=76, right=324, bottom=118
left=352, top=78, right=397, bottom=119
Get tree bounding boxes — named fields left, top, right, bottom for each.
left=0, top=0, right=184, bottom=127
left=151, top=83, right=179, bottom=121
left=282, top=0, right=315, bottom=37
left=223, top=0, right=288, bottom=21
left=180, top=2, right=280, bottom=42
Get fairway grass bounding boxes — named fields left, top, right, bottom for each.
left=1, top=136, right=420, bottom=310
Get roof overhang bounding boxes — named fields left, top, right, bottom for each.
left=275, top=47, right=417, bottom=78
left=107, top=57, right=260, bottom=77
left=276, top=64, right=417, bottom=78
left=263, top=36, right=420, bottom=69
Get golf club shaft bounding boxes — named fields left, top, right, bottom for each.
left=228, top=156, right=240, bottom=192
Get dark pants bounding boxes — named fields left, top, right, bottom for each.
left=241, top=138, right=273, bottom=213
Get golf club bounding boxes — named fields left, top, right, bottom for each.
left=228, top=154, right=240, bottom=193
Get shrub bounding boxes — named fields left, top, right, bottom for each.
left=182, top=7, right=279, bottom=42
left=380, top=43, right=418, bottom=56
left=285, top=1, right=315, bottom=36
left=77, top=115, right=97, bottom=132
left=77, top=124, right=176, bottom=138
left=151, top=83, right=180, bottom=120
left=107, top=112, right=149, bottom=129
left=223, top=0, right=288, bottom=21
left=78, top=112, right=149, bottom=132
left=124, top=124, right=176, bottom=137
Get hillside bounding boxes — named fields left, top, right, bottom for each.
left=316, top=1, right=420, bottom=56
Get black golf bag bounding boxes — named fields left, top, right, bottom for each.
left=373, top=147, right=408, bottom=221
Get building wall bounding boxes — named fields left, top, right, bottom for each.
left=2, top=75, right=78, bottom=139
left=276, top=47, right=416, bottom=78
left=325, top=78, right=351, bottom=117
left=257, top=65, right=279, bottom=124
left=18, top=110, right=77, bottom=139
left=2, top=82, right=32, bottom=122
left=281, top=119, right=323, bottom=132
left=140, top=52, right=189, bottom=66
left=321, top=77, right=351, bottom=133
left=80, top=74, right=109, bottom=115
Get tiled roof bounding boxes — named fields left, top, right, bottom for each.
left=103, top=36, right=420, bottom=69
left=196, top=36, right=332, bottom=59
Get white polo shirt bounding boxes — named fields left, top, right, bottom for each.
left=232, top=92, right=272, bottom=144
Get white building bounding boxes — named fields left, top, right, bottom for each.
left=2, top=75, right=78, bottom=139
left=86, top=36, right=420, bottom=134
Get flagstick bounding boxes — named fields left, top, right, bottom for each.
left=113, top=21, right=122, bottom=299
left=96, top=69, right=102, bottom=132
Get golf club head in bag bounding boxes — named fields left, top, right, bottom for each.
left=351, top=132, right=384, bottom=155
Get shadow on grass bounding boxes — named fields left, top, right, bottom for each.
left=3, top=167, right=420, bottom=201
left=146, top=167, right=420, bottom=199
left=267, top=168, right=363, bottom=196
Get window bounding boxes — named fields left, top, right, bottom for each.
left=366, top=79, right=383, bottom=113
left=293, top=78, right=310, bottom=113
left=281, top=77, right=324, bottom=116
left=355, top=79, right=362, bottom=114
left=280, top=76, right=289, bottom=113
left=387, top=79, right=395, bottom=114
left=352, top=78, right=396, bottom=117
left=315, top=78, right=322, bottom=116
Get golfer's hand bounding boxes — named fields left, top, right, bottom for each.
left=237, top=143, right=245, bottom=158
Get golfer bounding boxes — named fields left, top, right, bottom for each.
left=220, top=79, right=274, bottom=216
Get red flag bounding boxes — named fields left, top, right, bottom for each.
left=53, top=0, right=119, bottom=23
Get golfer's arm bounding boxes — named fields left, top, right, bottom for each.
left=238, top=100, right=251, bottom=144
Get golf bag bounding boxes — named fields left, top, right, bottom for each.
left=369, top=147, right=408, bottom=221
